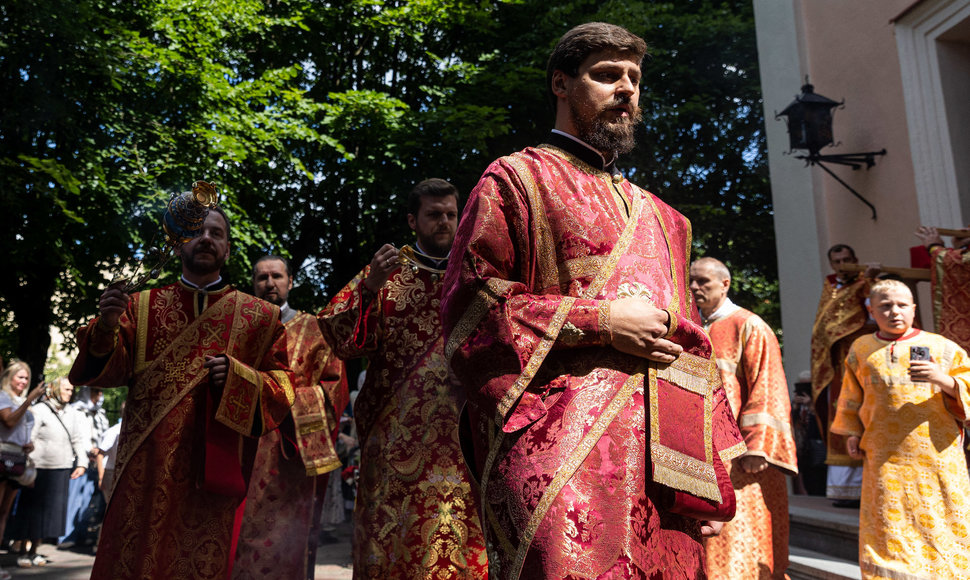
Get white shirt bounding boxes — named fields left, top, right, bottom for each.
left=99, top=420, right=123, bottom=470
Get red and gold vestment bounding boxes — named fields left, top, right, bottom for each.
left=441, top=143, right=745, bottom=579
left=70, top=281, right=295, bottom=579
left=810, top=274, right=871, bottom=469
left=318, top=259, right=488, bottom=579
left=702, top=306, right=797, bottom=578
left=234, top=310, right=347, bottom=580
left=930, top=246, right=970, bottom=353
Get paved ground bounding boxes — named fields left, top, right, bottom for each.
left=0, top=520, right=355, bottom=579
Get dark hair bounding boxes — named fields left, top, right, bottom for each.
left=208, top=205, right=232, bottom=244
left=546, top=22, right=649, bottom=109
left=407, top=178, right=460, bottom=216
left=254, top=254, right=293, bottom=278
left=827, top=244, right=856, bottom=261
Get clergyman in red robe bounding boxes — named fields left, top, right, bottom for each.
left=441, top=23, right=744, bottom=579
left=233, top=255, right=348, bottom=580
left=318, top=179, right=488, bottom=579
left=70, top=207, right=295, bottom=579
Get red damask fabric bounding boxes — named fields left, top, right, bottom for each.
left=234, top=311, right=347, bottom=579
left=318, top=263, right=488, bottom=579
left=440, top=145, right=744, bottom=579
left=703, top=307, right=796, bottom=578
left=931, top=246, right=970, bottom=353
left=70, top=282, right=294, bottom=579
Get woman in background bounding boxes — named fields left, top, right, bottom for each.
left=0, top=361, right=44, bottom=579
left=61, top=386, right=108, bottom=548
left=11, top=377, right=89, bottom=568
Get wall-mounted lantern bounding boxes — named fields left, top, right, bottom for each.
left=776, top=81, right=886, bottom=219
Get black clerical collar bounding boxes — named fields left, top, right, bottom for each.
left=180, top=275, right=228, bottom=292
left=546, top=130, right=622, bottom=179
left=413, top=242, right=449, bottom=270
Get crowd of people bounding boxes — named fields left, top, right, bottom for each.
left=1, top=21, right=969, bottom=580
left=0, top=364, right=117, bottom=579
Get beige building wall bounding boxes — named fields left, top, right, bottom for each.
left=755, top=0, right=970, bottom=382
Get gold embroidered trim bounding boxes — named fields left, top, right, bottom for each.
left=663, top=306, right=679, bottom=339
left=511, top=368, right=645, bottom=578
left=739, top=412, right=792, bottom=436
left=656, top=365, right=713, bottom=396
left=306, top=457, right=342, bottom=476
left=651, top=444, right=720, bottom=503
left=643, top=194, right=680, bottom=313
left=598, top=301, right=611, bottom=345
left=656, top=351, right=717, bottom=396
left=495, top=297, right=576, bottom=421
left=484, top=495, right=516, bottom=569
left=269, top=369, right=294, bottom=406
left=445, top=278, right=512, bottom=363
left=233, top=358, right=261, bottom=387
left=932, top=247, right=946, bottom=329
left=560, top=256, right=608, bottom=287
left=720, top=441, right=748, bottom=463
left=135, top=290, right=151, bottom=375
left=509, top=154, right=559, bottom=291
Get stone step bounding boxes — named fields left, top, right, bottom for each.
left=788, top=546, right=861, bottom=580
left=788, top=495, right=860, bottom=562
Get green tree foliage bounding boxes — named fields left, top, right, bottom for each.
left=0, top=0, right=779, bottom=377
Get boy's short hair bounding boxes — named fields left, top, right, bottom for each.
left=869, top=279, right=912, bottom=302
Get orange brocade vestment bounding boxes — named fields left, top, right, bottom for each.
left=318, top=260, right=489, bottom=580
left=440, top=143, right=745, bottom=579
left=234, top=310, right=348, bottom=580
left=810, top=275, right=871, bottom=467
left=703, top=307, right=797, bottom=579
left=69, top=282, right=295, bottom=579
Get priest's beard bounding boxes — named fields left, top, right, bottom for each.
left=570, top=97, right=642, bottom=156
left=181, top=246, right=225, bottom=277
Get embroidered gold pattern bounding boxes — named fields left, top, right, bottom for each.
left=511, top=367, right=645, bottom=577
left=616, top=281, right=655, bottom=301
left=558, top=322, right=585, bottom=346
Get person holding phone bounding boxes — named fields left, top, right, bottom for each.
left=831, top=279, right=970, bottom=578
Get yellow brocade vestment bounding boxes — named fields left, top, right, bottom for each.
left=832, top=330, right=970, bottom=579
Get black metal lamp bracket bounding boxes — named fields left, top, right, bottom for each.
left=794, top=149, right=887, bottom=220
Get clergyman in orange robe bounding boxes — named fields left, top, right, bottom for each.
left=691, top=257, right=798, bottom=578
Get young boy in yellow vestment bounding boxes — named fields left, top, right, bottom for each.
left=832, top=279, right=970, bottom=579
